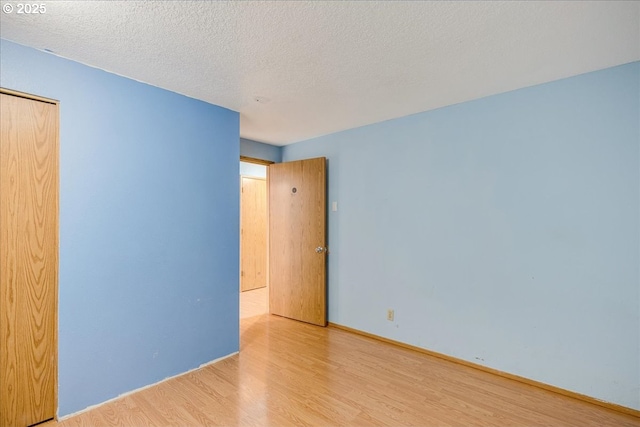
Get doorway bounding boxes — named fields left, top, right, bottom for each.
left=239, top=157, right=271, bottom=319
left=238, top=155, right=328, bottom=326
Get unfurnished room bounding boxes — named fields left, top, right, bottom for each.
left=0, top=1, right=639, bottom=426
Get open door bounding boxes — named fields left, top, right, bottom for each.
left=269, top=157, right=327, bottom=326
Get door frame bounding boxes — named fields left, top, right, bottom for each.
left=0, top=87, right=60, bottom=424
left=240, top=155, right=274, bottom=166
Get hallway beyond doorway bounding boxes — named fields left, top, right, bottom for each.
left=240, top=287, right=268, bottom=319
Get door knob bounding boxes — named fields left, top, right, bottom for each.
left=315, top=246, right=326, bottom=254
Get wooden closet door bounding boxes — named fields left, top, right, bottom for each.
left=1, top=91, right=59, bottom=427
left=240, top=176, right=267, bottom=292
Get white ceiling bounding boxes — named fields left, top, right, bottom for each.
left=1, top=1, right=638, bottom=145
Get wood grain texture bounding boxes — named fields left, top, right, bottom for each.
left=240, top=177, right=267, bottom=292
left=328, top=322, right=640, bottom=419
left=269, top=158, right=326, bottom=326
left=55, top=314, right=639, bottom=427
left=1, top=91, right=59, bottom=427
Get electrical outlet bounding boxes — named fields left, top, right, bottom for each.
left=387, top=309, right=394, bottom=321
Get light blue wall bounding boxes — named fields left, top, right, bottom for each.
left=240, top=161, right=267, bottom=178
left=240, top=137, right=282, bottom=162
left=0, top=40, right=240, bottom=416
left=282, top=62, right=640, bottom=410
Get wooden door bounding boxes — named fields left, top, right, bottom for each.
left=1, top=91, right=59, bottom=427
left=269, top=157, right=327, bottom=326
left=240, top=176, right=267, bottom=292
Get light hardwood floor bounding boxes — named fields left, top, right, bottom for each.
left=55, top=314, right=639, bottom=427
left=240, top=286, right=268, bottom=319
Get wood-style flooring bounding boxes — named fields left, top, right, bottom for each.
left=55, top=313, right=639, bottom=427
left=240, top=286, right=268, bottom=319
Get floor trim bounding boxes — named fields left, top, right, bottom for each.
left=58, top=351, right=239, bottom=421
left=328, top=322, right=640, bottom=418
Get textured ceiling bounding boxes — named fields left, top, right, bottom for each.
left=1, top=1, right=638, bottom=145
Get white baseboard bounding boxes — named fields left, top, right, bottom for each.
left=58, top=351, right=239, bottom=421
